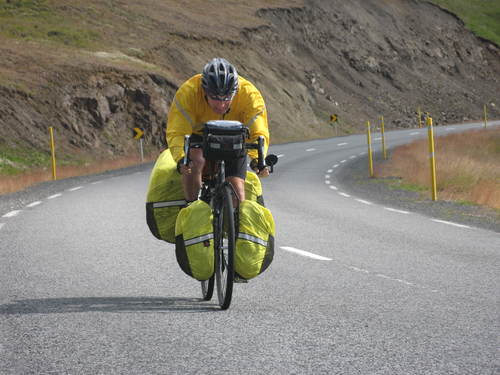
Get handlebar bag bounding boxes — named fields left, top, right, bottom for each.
left=146, top=149, right=186, bottom=243
left=203, top=120, right=248, bottom=161
left=175, top=200, right=215, bottom=281
left=235, top=200, right=275, bottom=280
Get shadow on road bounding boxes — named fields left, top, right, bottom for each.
left=0, top=296, right=220, bottom=314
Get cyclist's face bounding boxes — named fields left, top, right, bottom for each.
left=206, top=94, right=234, bottom=114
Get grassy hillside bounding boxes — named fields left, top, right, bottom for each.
left=428, top=0, right=500, bottom=46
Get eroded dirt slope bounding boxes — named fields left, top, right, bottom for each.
left=0, top=0, right=498, bottom=161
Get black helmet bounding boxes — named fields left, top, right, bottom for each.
left=201, top=58, right=239, bottom=97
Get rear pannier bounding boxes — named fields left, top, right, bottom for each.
left=244, top=171, right=265, bottom=206
left=235, top=200, right=275, bottom=280
left=175, top=200, right=215, bottom=281
left=146, top=149, right=186, bottom=243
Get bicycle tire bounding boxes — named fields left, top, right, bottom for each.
left=200, top=276, right=214, bottom=301
left=215, top=184, right=235, bottom=310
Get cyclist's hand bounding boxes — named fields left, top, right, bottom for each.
left=254, top=166, right=270, bottom=178
left=177, top=160, right=192, bottom=175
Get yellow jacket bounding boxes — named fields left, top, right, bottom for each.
left=166, top=74, right=269, bottom=162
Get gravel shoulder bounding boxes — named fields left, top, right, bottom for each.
left=335, top=152, right=500, bottom=233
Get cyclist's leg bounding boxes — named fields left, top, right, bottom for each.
left=182, top=147, right=205, bottom=201
left=225, top=155, right=247, bottom=204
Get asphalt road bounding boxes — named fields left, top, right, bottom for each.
left=1, top=122, right=499, bottom=374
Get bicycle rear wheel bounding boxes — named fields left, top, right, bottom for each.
left=215, top=184, right=236, bottom=310
left=200, top=276, right=214, bottom=301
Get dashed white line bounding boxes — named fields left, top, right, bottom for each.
left=337, top=142, right=348, bottom=146
left=47, top=193, right=62, bottom=200
left=359, top=152, right=366, bottom=156
left=333, top=164, right=339, bottom=168
left=277, top=154, right=285, bottom=158
left=347, top=266, right=370, bottom=274
left=280, top=246, right=332, bottom=261
left=374, top=137, right=382, bottom=141
left=26, top=201, right=42, bottom=208
left=340, top=160, right=347, bottom=163
left=384, top=207, right=410, bottom=214
left=2, top=210, right=21, bottom=218
left=68, top=186, right=83, bottom=192
left=338, top=192, right=351, bottom=198
left=325, top=174, right=331, bottom=179
left=349, top=155, right=356, bottom=159
left=306, top=148, right=316, bottom=152
left=0, top=223, right=5, bottom=230
left=91, top=181, right=103, bottom=185
left=325, top=180, right=331, bottom=185
left=410, top=132, right=420, bottom=135
left=329, top=186, right=338, bottom=190
left=355, top=199, right=373, bottom=205
left=327, top=169, right=333, bottom=173
left=432, top=219, right=471, bottom=229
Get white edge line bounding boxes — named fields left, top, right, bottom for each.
left=2, top=210, right=21, bottom=218
left=281, top=246, right=332, bottom=261
left=431, top=219, right=471, bottom=229
left=47, top=193, right=62, bottom=200
left=26, top=201, right=42, bottom=208
left=355, top=199, right=373, bottom=205
left=384, top=207, right=410, bottom=214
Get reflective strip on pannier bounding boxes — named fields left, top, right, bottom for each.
left=175, top=200, right=215, bottom=281
left=235, top=200, right=275, bottom=280
left=145, top=149, right=185, bottom=243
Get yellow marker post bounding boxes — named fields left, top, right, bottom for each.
left=49, top=127, right=57, bottom=180
left=427, top=117, right=437, bottom=201
left=417, top=107, right=422, bottom=128
left=366, top=121, right=374, bottom=178
left=484, top=104, right=488, bottom=128
left=380, top=116, right=387, bottom=160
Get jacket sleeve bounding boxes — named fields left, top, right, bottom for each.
left=243, top=88, right=270, bottom=161
left=166, top=89, right=195, bottom=163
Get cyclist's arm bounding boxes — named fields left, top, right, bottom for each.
left=242, top=89, right=270, bottom=161
left=166, top=92, right=195, bottom=163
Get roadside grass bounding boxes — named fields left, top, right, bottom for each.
left=428, top=0, right=500, bottom=46
left=0, top=152, right=158, bottom=195
left=0, top=0, right=101, bottom=48
left=374, top=128, right=500, bottom=210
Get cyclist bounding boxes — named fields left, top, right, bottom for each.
left=166, top=57, right=270, bottom=203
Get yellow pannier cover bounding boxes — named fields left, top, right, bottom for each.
left=145, top=149, right=186, bottom=243
left=175, top=200, right=214, bottom=281
left=235, top=200, right=275, bottom=280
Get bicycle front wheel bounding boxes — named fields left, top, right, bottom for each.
left=215, top=184, right=236, bottom=310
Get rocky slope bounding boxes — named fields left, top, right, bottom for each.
left=0, top=0, right=499, bottom=163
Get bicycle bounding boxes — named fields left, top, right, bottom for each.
left=182, top=120, right=277, bottom=310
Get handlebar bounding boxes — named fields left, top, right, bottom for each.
left=182, top=134, right=278, bottom=173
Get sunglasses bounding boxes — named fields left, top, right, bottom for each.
left=207, top=93, right=235, bottom=102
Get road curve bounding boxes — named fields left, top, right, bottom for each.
left=1, top=121, right=499, bottom=374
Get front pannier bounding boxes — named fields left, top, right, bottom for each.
left=174, top=200, right=215, bottom=281
left=235, top=200, right=275, bottom=280
left=145, top=149, right=186, bottom=243
left=203, top=120, right=248, bottom=161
